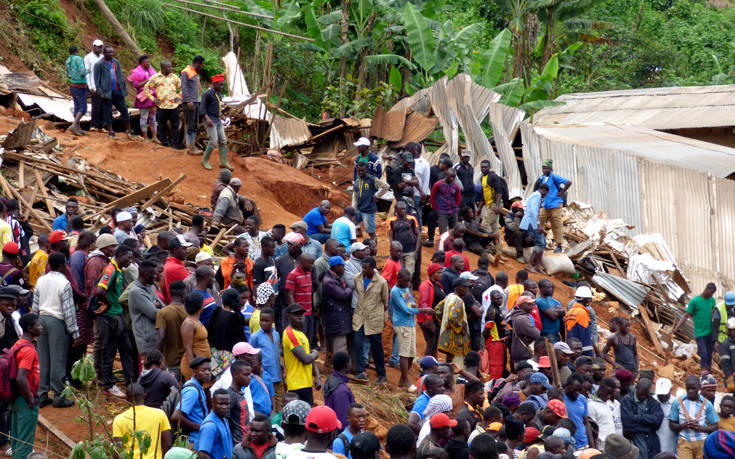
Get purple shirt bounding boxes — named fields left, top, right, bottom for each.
left=323, top=370, right=355, bottom=431
left=430, top=180, right=462, bottom=215
left=69, top=250, right=86, bottom=292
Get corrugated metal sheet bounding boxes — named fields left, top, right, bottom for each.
left=715, top=178, right=735, bottom=290
left=520, top=121, right=542, bottom=199
left=489, top=103, right=524, bottom=197
left=388, top=111, right=437, bottom=148
left=535, top=84, right=735, bottom=129
left=370, top=106, right=409, bottom=141
left=592, top=272, right=648, bottom=309
left=532, top=124, right=735, bottom=178
left=427, top=77, right=460, bottom=160
left=269, top=115, right=312, bottom=150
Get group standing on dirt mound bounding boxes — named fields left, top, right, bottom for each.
left=0, top=37, right=732, bottom=459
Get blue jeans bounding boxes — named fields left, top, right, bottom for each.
left=70, top=86, right=87, bottom=116
left=413, top=195, right=423, bottom=227
left=390, top=333, right=399, bottom=365
left=696, top=336, right=714, bottom=369
left=310, top=233, right=330, bottom=244
left=356, top=211, right=376, bottom=235
left=527, top=226, right=546, bottom=253
left=355, top=326, right=385, bottom=378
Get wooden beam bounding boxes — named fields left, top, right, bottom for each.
left=139, top=174, right=187, bottom=210
left=161, top=3, right=314, bottom=41
left=172, top=0, right=273, bottom=18
left=33, top=169, right=57, bottom=218
left=0, top=174, right=52, bottom=232
left=99, top=178, right=172, bottom=212
left=23, top=183, right=40, bottom=220
left=638, top=303, right=665, bottom=356
left=18, top=160, right=25, bottom=190
left=545, top=339, right=562, bottom=387
left=38, top=414, right=76, bottom=451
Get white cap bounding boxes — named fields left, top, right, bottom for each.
left=353, top=137, right=370, bottom=147
left=93, top=39, right=104, bottom=47
left=349, top=242, right=367, bottom=253
left=195, top=251, right=213, bottom=263
left=574, top=286, right=594, bottom=299
left=727, top=317, right=735, bottom=329
left=116, top=211, right=133, bottom=222
left=655, top=378, right=672, bottom=396
left=459, top=271, right=478, bottom=281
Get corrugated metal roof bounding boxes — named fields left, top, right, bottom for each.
left=532, top=123, right=735, bottom=177
left=269, top=115, right=312, bottom=150
left=592, top=272, right=649, bottom=309
left=534, top=84, right=735, bottom=129
left=489, top=103, right=524, bottom=198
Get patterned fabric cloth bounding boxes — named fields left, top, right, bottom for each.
left=436, top=292, right=470, bottom=357
left=65, top=54, right=87, bottom=84
left=143, top=72, right=182, bottom=110
left=209, top=347, right=234, bottom=381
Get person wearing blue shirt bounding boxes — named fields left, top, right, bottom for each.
left=173, top=356, right=210, bottom=448
left=520, top=184, right=549, bottom=273
left=248, top=352, right=275, bottom=417
left=303, top=201, right=332, bottom=243
left=52, top=198, right=79, bottom=232
left=198, top=389, right=233, bottom=459
left=330, top=207, right=357, bottom=250
left=669, top=375, right=719, bottom=457
left=564, top=374, right=594, bottom=449
left=535, top=159, right=572, bottom=253
left=248, top=308, right=283, bottom=409
left=332, top=403, right=367, bottom=458
left=536, top=278, right=564, bottom=342
left=406, top=373, right=445, bottom=435
left=353, top=137, right=382, bottom=180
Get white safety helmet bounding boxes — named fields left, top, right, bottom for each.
left=574, top=286, right=594, bottom=299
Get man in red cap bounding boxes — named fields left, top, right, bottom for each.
left=417, top=413, right=456, bottom=458
left=288, top=405, right=342, bottom=458
left=200, top=74, right=231, bottom=171
left=0, top=241, right=23, bottom=287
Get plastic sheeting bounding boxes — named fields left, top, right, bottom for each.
left=221, top=52, right=270, bottom=121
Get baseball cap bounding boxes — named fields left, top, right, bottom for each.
left=488, top=422, right=503, bottom=432
left=547, top=399, right=567, bottom=418
left=460, top=150, right=472, bottom=157
left=2, top=241, right=19, bottom=255
left=230, top=178, right=242, bottom=186
left=96, top=233, right=117, bottom=249
left=529, top=372, right=553, bottom=389
left=49, top=230, right=71, bottom=245
left=614, top=368, right=634, bottom=384
left=169, top=235, right=192, bottom=249
left=655, top=377, right=672, bottom=396
left=552, top=427, right=571, bottom=443
left=553, top=341, right=574, bottom=355
left=125, top=207, right=138, bottom=215
left=349, top=242, right=367, bottom=253
left=285, top=303, right=306, bottom=314
left=514, top=295, right=535, bottom=307
left=289, top=221, right=308, bottom=231
left=0, top=287, right=19, bottom=300
left=116, top=211, right=133, bottom=223
left=232, top=342, right=260, bottom=356
left=429, top=413, right=457, bottom=429
left=92, top=39, right=104, bottom=47
left=454, top=277, right=474, bottom=287
left=538, top=356, right=551, bottom=369
left=419, top=356, right=439, bottom=370
left=5, top=285, right=29, bottom=296
left=591, top=357, right=606, bottom=370
left=195, top=251, right=213, bottom=263
left=350, top=431, right=381, bottom=456
left=282, top=400, right=311, bottom=425
left=328, top=256, right=345, bottom=267
left=524, top=426, right=540, bottom=444
left=353, top=137, right=370, bottom=147
left=283, top=232, right=305, bottom=245
left=305, top=405, right=342, bottom=434
left=459, top=271, right=478, bottom=281
left=189, top=356, right=211, bottom=369
left=401, top=151, right=414, bottom=163
left=511, top=201, right=524, bottom=210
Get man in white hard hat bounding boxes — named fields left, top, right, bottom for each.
left=352, top=137, right=382, bottom=180
left=564, top=285, right=595, bottom=357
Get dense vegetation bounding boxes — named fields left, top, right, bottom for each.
left=5, top=0, right=735, bottom=120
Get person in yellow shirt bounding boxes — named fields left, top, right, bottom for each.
left=0, top=203, right=11, bottom=247
left=251, top=282, right=276, bottom=335
left=27, top=234, right=50, bottom=289
left=112, top=383, right=172, bottom=459
left=282, top=303, right=321, bottom=406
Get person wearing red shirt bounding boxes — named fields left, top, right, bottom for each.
left=443, top=238, right=471, bottom=273
left=11, top=312, right=42, bottom=459
left=162, top=235, right=192, bottom=303
left=382, top=241, right=403, bottom=288
left=286, top=253, right=315, bottom=343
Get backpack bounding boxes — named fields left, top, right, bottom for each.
left=162, top=382, right=206, bottom=433
left=0, top=341, right=33, bottom=399
left=337, top=433, right=351, bottom=455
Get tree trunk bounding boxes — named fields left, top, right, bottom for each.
left=92, top=0, right=144, bottom=57
left=338, top=0, right=351, bottom=117
left=355, top=13, right=377, bottom=96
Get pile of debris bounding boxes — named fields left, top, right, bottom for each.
left=561, top=201, right=695, bottom=358
left=0, top=119, right=237, bottom=251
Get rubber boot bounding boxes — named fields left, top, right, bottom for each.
left=218, top=144, right=233, bottom=170
left=201, top=146, right=213, bottom=170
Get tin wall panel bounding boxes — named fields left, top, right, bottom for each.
left=714, top=179, right=735, bottom=290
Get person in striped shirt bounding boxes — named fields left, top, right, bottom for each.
left=669, top=375, right=719, bottom=459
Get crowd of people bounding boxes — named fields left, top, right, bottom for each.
left=0, top=43, right=728, bottom=459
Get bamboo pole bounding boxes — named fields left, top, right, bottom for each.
left=173, top=0, right=273, bottom=18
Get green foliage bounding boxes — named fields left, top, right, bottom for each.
left=322, top=76, right=398, bottom=118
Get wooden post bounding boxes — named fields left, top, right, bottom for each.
left=33, top=169, right=57, bottom=218
left=0, top=175, right=52, bottom=232
left=545, top=339, right=562, bottom=387
left=637, top=302, right=665, bottom=356
left=92, top=0, right=144, bottom=57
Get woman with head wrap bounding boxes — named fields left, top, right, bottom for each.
left=416, top=394, right=453, bottom=446
left=250, top=282, right=276, bottom=335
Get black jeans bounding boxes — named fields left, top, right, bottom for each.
left=101, top=90, right=130, bottom=128
left=185, top=102, right=199, bottom=135
left=292, top=387, right=314, bottom=406
left=90, top=92, right=104, bottom=129
left=157, top=107, right=180, bottom=147
left=96, top=314, right=136, bottom=388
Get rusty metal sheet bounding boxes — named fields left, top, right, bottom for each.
left=269, top=115, right=312, bottom=150
left=370, top=105, right=409, bottom=141
left=388, top=111, right=437, bottom=148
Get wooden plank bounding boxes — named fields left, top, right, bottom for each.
left=23, top=183, right=40, bottom=220
left=18, top=160, right=25, bottom=190
left=0, top=174, right=52, bottom=232
left=33, top=169, right=57, bottom=218
left=103, top=177, right=172, bottom=210
left=38, top=414, right=76, bottom=451
left=545, top=339, right=562, bottom=387
left=638, top=302, right=665, bottom=356
left=139, top=174, right=186, bottom=210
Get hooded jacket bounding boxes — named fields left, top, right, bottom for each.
left=232, top=436, right=278, bottom=459
left=84, top=250, right=108, bottom=297
left=137, top=367, right=178, bottom=408
left=509, top=306, right=540, bottom=362
left=321, top=269, right=354, bottom=336
left=323, top=370, right=355, bottom=431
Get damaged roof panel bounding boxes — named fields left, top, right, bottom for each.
left=388, top=111, right=437, bottom=148
left=269, top=115, right=312, bottom=150
left=370, top=105, right=409, bottom=141
left=592, top=272, right=649, bottom=309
